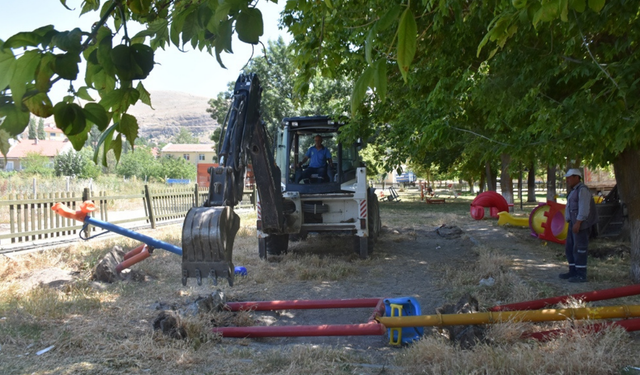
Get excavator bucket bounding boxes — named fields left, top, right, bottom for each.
left=181, top=206, right=240, bottom=286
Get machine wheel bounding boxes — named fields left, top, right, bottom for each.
left=265, top=234, right=289, bottom=255
left=289, top=231, right=308, bottom=242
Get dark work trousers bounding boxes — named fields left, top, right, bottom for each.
left=565, top=222, right=589, bottom=272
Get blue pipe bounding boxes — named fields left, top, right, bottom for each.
left=84, top=216, right=183, bottom=256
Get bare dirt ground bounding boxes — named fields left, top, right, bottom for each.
left=2, top=197, right=639, bottom=374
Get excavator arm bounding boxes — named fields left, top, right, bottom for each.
left=181, top=73, right=284, bottom=286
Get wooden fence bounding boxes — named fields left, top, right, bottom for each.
left=0, top=185, right=255, bottom=246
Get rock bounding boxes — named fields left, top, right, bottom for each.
left=91, top=246, right=125, bottom=283
left=434, top=294, right=484, bottom=349
left=91, top=246, right=147, bottom=283
left=181, top=290, right=227, bottom=316
left=153, top=310, right=187, bottom=339
left=436, top=225, right=464, bottom=239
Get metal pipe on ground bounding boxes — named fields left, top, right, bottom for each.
left=522, top=317, right=640, bottom=341
left=489, top=284, right=640, bottom=312
left=376, top=305, right=640, bottom=328
left=225, top=298, right=383, bottom=311
left=213, top=322, right=386, bottom=338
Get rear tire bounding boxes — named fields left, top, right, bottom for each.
left=265, top=234, right=289, bottom=255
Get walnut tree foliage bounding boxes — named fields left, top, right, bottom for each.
left=0, top=0, right=270, bottom=164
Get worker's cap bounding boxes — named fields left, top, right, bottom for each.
left=564, top=168, right=582, bottom=178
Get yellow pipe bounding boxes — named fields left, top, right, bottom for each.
left=497, top=211, right=529, bottom=227
left=377, top=305, right=640, bottom=328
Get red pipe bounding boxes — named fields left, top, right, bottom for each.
left=115, top=245, right=151, bottom=273
left=123, top=244, right=146, bottom=260
left=490, top=284, right=640, bottom=311
left=522, top=318, right=640, bottom=341
left=226, top=298, right=383, bottom=311
left=213, top=322, right=386, bottom=338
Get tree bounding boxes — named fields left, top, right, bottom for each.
left=21, top=152, right=53, bottom=176
left=172, top=128, right=198, bottom=144
left=207, top=38, right=352, bottom=142
left=27, top=117, right=36, bottom=139
left=116, top=146, right=158, bottom=180
left=0, top=0, right=268, bottom=163
left=54, top=148, right=101, bottom=178
left=37, top=118, right=45, bottom=140
left=158, top=155, right=196, bottom=180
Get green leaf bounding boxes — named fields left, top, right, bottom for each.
left=365, top=26, right=376, bottom=65
left=83, top=102, right=109, bottom=131
left=350, top=64, right=375, bottom=116
left=111, top=133, right=122, bottom=162
left=66, top=127, right=90, bottom=150
left=588, top=0, right=605, bottom=12
left=130, top=44, right=155, bottom=79
left=377, top=5, right=402, bottom=31
left=54, top=52, right=81, bottom=80
left=0, top=129, right=10, bottom=157
left=117, top=113, right=138, bottom=148
left=94, top=124, right=117, bottom=165
left=23, top=93, right=54, bottom=118
left=373, top=58, right=387, bottom=103
left=129, top=0, right=152, bottom=15
left=3, top=25, right=55, bottom=49
left=324, top=0, right=334, bottom=9
left=236, top=8, right=264, bottom=45
left=0, top=47, right=16, bottom=91
left=35, top=53, right=55, bottom=92
left=560, top=0, right=569, bottom=21
left=396, top=7, right=417, bottom=83
left=534, top=0, right=559, bottom=25
left=80, top=0, right=100, bottom=15
left=569, top=0, right=586, bottom=12
left=512, top=0, right=528, bottom=9
left=51, top=28, right=83, bottom=53
left=53, top=102, right=86, bottom=136
left=136, top=81, right=153, bottom=108
left=76, top=86, right=95, bottom=101
left=99, top=88, right=125, bottom=112
left=10, top=50, right=41, bottom=106
left=0, top=102, right=30, bottom=136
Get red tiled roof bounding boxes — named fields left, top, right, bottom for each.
left=6, top=139, right=73, bottom=158
left=161, top=143, right=216, bottom=152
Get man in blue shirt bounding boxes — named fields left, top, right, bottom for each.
left=297, top=135, right=333, bottom=183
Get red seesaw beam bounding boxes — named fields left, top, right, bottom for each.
left=213, top=322, right=386, bottom=338
left=490, top=284, right=640, bottom=312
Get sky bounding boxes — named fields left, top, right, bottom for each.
left=0, top=0, right=291, bottom=101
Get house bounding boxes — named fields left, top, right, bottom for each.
left=160, top=143, right=217, bottom=166
left=43, top=125, right=66, bottom=141
left=1, top=138, right=73, bottom=171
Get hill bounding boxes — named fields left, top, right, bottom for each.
left=128, top=91, right=218, bottom=144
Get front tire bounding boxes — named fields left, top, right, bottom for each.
left=265, top=234, right=289, bottom=255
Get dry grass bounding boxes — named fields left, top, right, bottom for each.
left=398, top=325, right=634, bottom=375
left=1, top=201, right=638, bottom=374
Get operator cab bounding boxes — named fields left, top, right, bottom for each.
left=277, top=116, right=363, bottom=194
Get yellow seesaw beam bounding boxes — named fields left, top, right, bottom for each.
left=497, top=211, right=530, bottom=227
left=376, top=305, right=640, bottom=327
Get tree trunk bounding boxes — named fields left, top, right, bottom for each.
left=613, top=148, right=640, bottom=283
left=527, top=161, right=537, bottom=202
left=479, top=171, right=485, bottom=193
left=485, top=161, right=495, bottom=191
left=500, top=153, right=513, bottom=204
left=467, top=179, right=474, bottom=194
left=546, top=165, right=557, bottom=202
